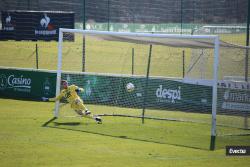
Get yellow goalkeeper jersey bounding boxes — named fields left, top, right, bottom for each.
left=50, top=85, right=83, bottom=104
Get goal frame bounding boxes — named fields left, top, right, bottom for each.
left=55, top=28, right=220, bottom=150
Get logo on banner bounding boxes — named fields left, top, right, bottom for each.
left=222, top=90, right=250, bottom=111
left=85, top=80, right=92, bottom=96
left=156, top=85, right=181, bottom=103
left=3, top=14, right=14, bottom=31
left=35, top=13, right=56, bottom=36
left=43, top=78, right=51, bottom=96
left=0, top=74, right=7, bottom=90
left=0, top=74, right=32, bottom=92
left=6, top=15, right=11, bottom=24
left=218, top=80, right=250, bottom=90
left=219, top=80, right=250, bottom=111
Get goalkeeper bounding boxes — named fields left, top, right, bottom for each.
left=42, top=80, right=102, bottom=124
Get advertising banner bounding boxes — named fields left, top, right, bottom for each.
left=62, top=73, right=212, bottom=112
left=0, top=68, right=56, bottom=99
left=0, top=68, right=213, bottom=112
left=1, top=11, right=15, bottom=40
left=1, top=11, right=74, bottom=41
left=218, top=80, right=250, bottom=114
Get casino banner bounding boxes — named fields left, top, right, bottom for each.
left=0, top=67, right=56, bottom=100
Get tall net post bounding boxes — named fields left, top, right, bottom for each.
left=142, top=44, right=153, bottom=124
left=54, top=29, right=63, bottom=118
left=210, top=36, right=220, bottom=150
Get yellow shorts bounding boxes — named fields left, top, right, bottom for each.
left=70, top=98, right=87, bottom=111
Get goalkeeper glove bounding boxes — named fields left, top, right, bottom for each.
left=75, top=88, right=84, bottom=93
left=42, top=97, right=49, bottom=102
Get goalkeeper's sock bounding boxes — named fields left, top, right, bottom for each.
left=94, top=116, right=102, bottom=124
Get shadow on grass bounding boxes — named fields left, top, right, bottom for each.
left=42, top=117, right=81, bottom=126
left=42, top=117, right=57, bottom=127
left=54, top=122, right=81, bottom=126
left=42, top=117, right=211, bottom=151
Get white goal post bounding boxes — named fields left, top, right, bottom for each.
left=55, top=28, right=220, bottom=150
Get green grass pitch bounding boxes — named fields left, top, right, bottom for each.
left=0, top=98, right=249, bottom=167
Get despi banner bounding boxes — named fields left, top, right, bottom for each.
left=61, top=73, right=213, bottom=112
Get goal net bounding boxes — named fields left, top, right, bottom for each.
left=189, top=25, right=250, bottom=149
left=53, top=28, right=249, bottom=150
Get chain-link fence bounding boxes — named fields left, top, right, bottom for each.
left=0, top=0, right=248, bottom=36
left=0, top=0, right=249, bottom=73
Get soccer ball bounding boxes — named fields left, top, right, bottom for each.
left=126, top=82, right=135, bottom=92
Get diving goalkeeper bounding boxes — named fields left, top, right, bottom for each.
left=42, top=80, right=102, bottom=124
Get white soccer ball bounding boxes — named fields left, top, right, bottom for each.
left=126, top=82, right=135, bottom=92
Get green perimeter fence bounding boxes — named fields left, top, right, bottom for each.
left=76, top=23, right=247, bottom=35
left=1, top=67, right=249, bottom=117
left=0, top=67, right=212, bottom=112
